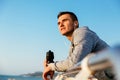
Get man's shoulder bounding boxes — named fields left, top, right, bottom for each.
left=76, top=26, right=90, bottom=31
left=72, top=26, right=97, bottom=44
left=73, top=26, right=90, bottom=35
left=72, top=26, right=91, bottom=44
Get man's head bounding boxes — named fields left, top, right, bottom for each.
left=57, top=11, right=79, bottom=37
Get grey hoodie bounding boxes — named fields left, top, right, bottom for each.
left=48, top=27, right=109, bottom=72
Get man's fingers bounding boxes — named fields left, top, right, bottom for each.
left=50, top=71, right=54, bottom=79
left=42, top=72, right=49, bottom=80
left=42, top=66, right=53, bottom=80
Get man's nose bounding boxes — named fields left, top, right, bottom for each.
left=59, top=22, right=64, bottom=28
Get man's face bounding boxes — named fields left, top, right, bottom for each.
left=57, top=14, right=75, bottom=36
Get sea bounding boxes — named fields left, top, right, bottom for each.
left=0, top=75, right=42, bottom=80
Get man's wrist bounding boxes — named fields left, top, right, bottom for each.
left=48, top=63, right=55, bottom=71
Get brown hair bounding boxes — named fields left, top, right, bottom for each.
left=57, top=11, right=79, bottom=27
left=57, top=11, right=78, bottom=21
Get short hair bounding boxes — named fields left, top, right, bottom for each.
left=57, top=11, right=78, bottom=21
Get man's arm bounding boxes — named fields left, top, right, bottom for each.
left=48, top=27, right=95, bottom=72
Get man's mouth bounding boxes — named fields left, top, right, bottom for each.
left=61, top=28, right=65, bottom=31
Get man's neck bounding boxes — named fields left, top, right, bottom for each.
left=66, top=36, right=72, bottom=42
left=65, top=28, right=77, bottom=42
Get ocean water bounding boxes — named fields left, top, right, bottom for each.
left=0, top=75, right=42, bottom=80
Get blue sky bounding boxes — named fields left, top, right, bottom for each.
left=0, top=0, right=120, bottom=75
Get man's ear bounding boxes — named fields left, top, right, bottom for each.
left=74, top=21, right=79, bottom=29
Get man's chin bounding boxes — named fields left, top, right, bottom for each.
left=61, top=33, right=67, bottom=36
left=60, top=32, right=66, bottom=35
left=62, top=33, right=71, bottom=37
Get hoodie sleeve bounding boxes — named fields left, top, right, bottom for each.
left=48, top=27, right=107, bottom=72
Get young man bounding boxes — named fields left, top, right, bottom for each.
left=42, top=11, right=109, bottom=80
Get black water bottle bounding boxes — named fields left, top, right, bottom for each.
left=46, top=50, right=54, bottom=63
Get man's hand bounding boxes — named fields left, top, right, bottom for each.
left=43, top=59, right=54, bottom=80
left=42, top=66, right=54, bottom=80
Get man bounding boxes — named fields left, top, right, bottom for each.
left=42, top=11, right=109, bottom=80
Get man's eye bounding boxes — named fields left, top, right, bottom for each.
left=57, top=22, right=60, bottom=25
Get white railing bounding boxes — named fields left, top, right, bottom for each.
left=55, top=45, right=120, bottom=80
